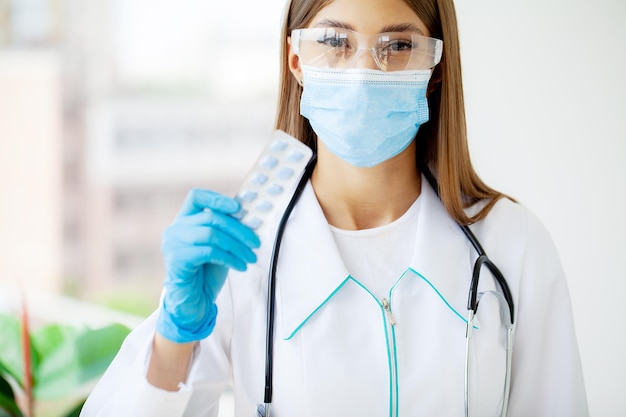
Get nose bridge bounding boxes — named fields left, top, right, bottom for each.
left=346, top=31, right=380, bottom=70
left=351, top=47, right=380, bottom=70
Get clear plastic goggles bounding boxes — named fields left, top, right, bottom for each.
left=291, top=27, right=443, bottom=72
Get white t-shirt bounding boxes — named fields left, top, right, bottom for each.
left=329, top=196, right=421, bottom=300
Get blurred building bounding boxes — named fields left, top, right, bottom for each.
left=0, top=0, right=282, bottom=309
left=0, top=0, right=64, bottom=295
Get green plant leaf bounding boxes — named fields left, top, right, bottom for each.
left=33, top=323, right=130, bottom=399
left=30, top=324, right=80, bottom=364
left=0, top=374, right=23, bottom=417
left=0, top=314, right=24, bottom=389
left=0, top=395, right=23, bottom=417
left=0, top=312, right=41, bottom=393
left=0, top=375, right=14, bottom=398
left=0, top=406, right=20, bottom=417
left=63, top=399, right=85, bottom=417
left=30, top=323, right=80, bottom=391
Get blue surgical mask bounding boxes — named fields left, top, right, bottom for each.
left=300, top=65, right=431, bottom=168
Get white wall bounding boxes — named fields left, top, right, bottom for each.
left=0, top=51, right=63, bottom=294
left=455, top=1, right=626, bottom=415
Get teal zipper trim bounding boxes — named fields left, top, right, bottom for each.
left=350, top=278, right=396, bottom=417
left=385, top=282, right=401, bottom=417
left=406, top=267, right=475, bottom=326
left=283, top=276, right=351, bottom=340
left=286, top=267, right=475, bottom=341
left=282, top=270, right=473, bottom=416
left=387, top=302, right=399, bottom=417
left=292, top=277, right=396, bottom=416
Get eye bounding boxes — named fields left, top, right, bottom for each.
left=387, top=39, right=414, bottom=52
left=317, top=34, right=349, bottom=49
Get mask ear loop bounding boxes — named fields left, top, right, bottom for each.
left=258, top=154, right=317, bottom=417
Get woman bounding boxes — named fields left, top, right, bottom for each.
left=81, top=0, right=588, bottom=415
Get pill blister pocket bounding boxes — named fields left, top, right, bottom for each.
left=232, top=130, right=313, bottom=234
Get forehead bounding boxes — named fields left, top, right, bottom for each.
left=308, top=0, right=428, bottom=36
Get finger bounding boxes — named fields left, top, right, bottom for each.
left=166, top=225, right=257, bottom=264
left=174, top=210, right=261, bottom=249
left=176, top=188, right=240, bottom=218
left=174, top=245, right=251, bottom=272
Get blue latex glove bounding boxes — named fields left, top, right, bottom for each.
left=156, top=189, right=260, bottom=343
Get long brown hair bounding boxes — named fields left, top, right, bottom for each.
left=274, top=0, right=509, bottom=225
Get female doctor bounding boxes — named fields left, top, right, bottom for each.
left=81, top=0, right=588, bottom=415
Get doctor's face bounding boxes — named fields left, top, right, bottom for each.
left=289, top=0, right=431, bottom=74
left=309, top=0, right=430, bottom=36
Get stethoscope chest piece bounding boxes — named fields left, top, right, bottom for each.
left=256, top=403, right=268, bottom=417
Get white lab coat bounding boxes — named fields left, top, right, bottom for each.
left=81, top=179, right=588, bottom=417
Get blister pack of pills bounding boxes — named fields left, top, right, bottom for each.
left=232, top=130, right=314, bottom=233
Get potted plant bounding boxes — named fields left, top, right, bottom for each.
left=0, top=304, right=130, bottom=417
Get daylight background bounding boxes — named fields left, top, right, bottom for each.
left=0, top=0, right=624, bottom=415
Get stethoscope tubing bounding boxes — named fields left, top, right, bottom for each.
left=260, top=157, right=515, bottom=417
left=419, top=165, right=515, bottom=324
left=263, top=155, right=317, bottom=411
left=464, top=290, right=514, bottom=417
left=420, top=164, right=515, bottom=417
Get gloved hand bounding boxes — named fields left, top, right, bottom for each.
left=156, top=189, right=260, bottom=343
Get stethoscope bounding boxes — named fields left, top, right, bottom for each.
left=256, top=156, right=515, bottom=417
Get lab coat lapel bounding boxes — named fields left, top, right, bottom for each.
left=273, top=177, right=473, bottom=340
left=405, top=177, right=473, bottom=319
left=275, top=182, right=350, bottom=340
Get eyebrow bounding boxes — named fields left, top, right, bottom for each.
left=313, top=19, right=425, bottom=35
left=380, top=23, right=425, bottom=35
left=313, top=19, right=355, bottom=30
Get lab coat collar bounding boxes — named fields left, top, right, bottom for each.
left=273, top=181, right=350, bottom=339
left=274, top=177, right=471, bottom=340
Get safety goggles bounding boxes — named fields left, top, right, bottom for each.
left=291, top=27, right=443, bottom=72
